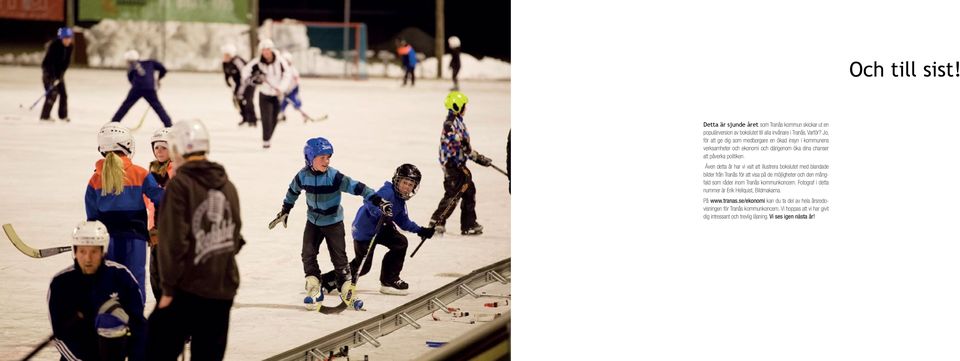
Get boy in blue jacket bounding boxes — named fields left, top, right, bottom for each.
left=269, top=137, right=393, bottom=304
left=110, top=50, right=173, bottom=127
left=48, top=221, right=146, bottom=361
left=320, top=164, right=436, bottom=295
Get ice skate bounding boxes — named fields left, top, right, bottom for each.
left=461, top=223, right=483, bottom=236
left=303, top=276, right=321, bottom=310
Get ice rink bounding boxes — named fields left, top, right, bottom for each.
left=0, top=65, right=510, bottom=360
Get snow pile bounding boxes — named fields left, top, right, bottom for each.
left=75, top=18, right=511, bottom=79
left=84, top=19, right=250, bottom=70
left=0, top=51, right=45, bottom=66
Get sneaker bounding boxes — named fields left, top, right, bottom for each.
left=461, top=224, right=483, bottom=236
left=380, top=279, right=409, bottom=295
left=262, top=141, right=271, bottom=149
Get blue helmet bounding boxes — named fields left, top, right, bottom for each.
left=57, top=27, right=73, bottom=39
left=304, top=137, right=333, bottom=167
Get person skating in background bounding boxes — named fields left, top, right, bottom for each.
left=48, top=221, right=146, bottom=361
left=240, top=39, right=292, bottom=148
left=221, top=43, right=257, bottom=127
left=110, top=50, right=173, bottom=128
left=278, top=51, right=302, bottom=122
left=40, top=27, right=74, bottom=122
left=319, top=164, right=435, bottom=296
left=85, top=122, right=165, bottom=301
left=396, top=39, right=417, bottom=87
left=145, top=127, right=174, bottom=302
left=428, top=91, right=494, bottom=235
left=268, top=137, right=393, bottom=309
left=448, top=36, right=462, bottom=91
left=148, top=119, right=244, bottom=361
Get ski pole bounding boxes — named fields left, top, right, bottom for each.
left=22, top=80, right=60, bottom=111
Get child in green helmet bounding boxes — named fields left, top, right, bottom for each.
left=428, top=91, right=494, bottom=235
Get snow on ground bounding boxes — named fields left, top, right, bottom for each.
left=0, top=65, right=510, bottom=360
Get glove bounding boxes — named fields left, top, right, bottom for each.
left=369, top=195, right=393, bottom=217
left=470, top=150, right=492, bottom=167
left=416, top=227, right=436, bottom=240
left=268, top=207, right=290, bottom=229
left=96, top=298, right=130, bottom=338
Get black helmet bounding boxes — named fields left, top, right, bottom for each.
left=392, top=164, right=421, bottom=200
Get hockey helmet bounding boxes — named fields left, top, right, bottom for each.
left=98, top=122, right=135, bottom=157
left=169, top=119, right=210, bottom=161
left=72, top=221, right=110, bottom=250
left=221, top=43, right=238, bottom=57
left=444, top=91, right=469, bottom=114
left=124, top=49, right=140, bottom=62
left=392, top=164, right=422, bottom=200
left=304, top=137, right=333, bottom=167
left=448, top=36, right=461, bottom=49
left=57, top=27, right=74, bottom=39
left=151, top=127, right=171, bottom=148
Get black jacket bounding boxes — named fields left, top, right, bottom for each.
left=450, top=48, right=461, bottom=70
left=48, top=259, right=146, bottom=361
left=222, top=55, right=247, bottom=88
left=158, top=160, right=243, bottom=300
left=42, top=40, right=73, bottom=79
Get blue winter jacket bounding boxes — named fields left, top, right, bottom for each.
left=85, top=156, right=165, bottom=240
left=128, top=60, right=167, bottom=90
left=48, top=259, right=146, bottom=361
left=407, top=50, right=418, bottom=68
left=352, top=182, right=423, bottom=241
left=283, top=166, right=377, bottom=226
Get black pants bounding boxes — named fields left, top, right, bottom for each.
left=325, top=223, right=408, bottom=285
left=259, top=93, right=280, bottom=141
left=236, top=86, right=257, bottom=124
left=302, top=221, right=349, bottom=282
left=111, top=88, right=173, bottom=127
left=430, top=165, right=477, bottom=230
left=451, top=66, right=460, bottom=89
left=147, top=291, right=233, bottom=361
left=149, top=246, right=161, bottom=301
left=40, top=74, right=67, bottom=119
left=403, top=67, right=415, bottom=86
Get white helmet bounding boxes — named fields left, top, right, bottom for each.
left=448, top=36, right=461, bottom=49
left=124, top=49, right=140, bottom=62
left=170, top=119, right=210, bottom=159
left=98, top=122, right=135, bottom=157
left=258, top=38, right=275, bottom=51
left=221, top=43, right=237, bottom=57
left=151, top=127, right=171, bottom=147
left=72, top=221, right=110, bottom=250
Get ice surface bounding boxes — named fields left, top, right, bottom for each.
left=0, top=65, right=510, bottom=360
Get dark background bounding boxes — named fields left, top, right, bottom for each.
left=0, top=0, right=511, bottom=61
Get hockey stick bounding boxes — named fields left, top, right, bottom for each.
left=19, top=334, right=54, bottom=361
left=411, top=179, right=471, bottom=258
left=21, top=80, right=60, bottom=111
left=130, top=107, right=150, bottom=131
left=341, top=213, right=389, bottom=309
left=488, top=164, right=509, bottom=177
left=3, top=224, right=71, bottom=258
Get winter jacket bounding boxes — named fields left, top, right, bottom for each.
left=438, top=111, right=473, bottom=167
left=222, top=55, right=246, bottom=88
left=282, top=166, right=377, bottom=227
left=85, top=156, right=165, bottom=240
left=145, top=160, right=173, bottom=230
left=406, top=48, right=418, bottom=69
left=240, top=54, right=291, bottom=97
left=128, top=60, right=167, bottom=90
left=41, top=40, right=73, bottom=79
left=352, top=182, right=422, bottom=241
left=157, top=160, right=243, bottom=300
left=48, top=259, right=146, bottom=361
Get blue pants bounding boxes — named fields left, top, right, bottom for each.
left=280, top=86, right=302, bottom=112
left=107, top=234, right=148, bottom=302
left=111, top=88, right=173, bottom=127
